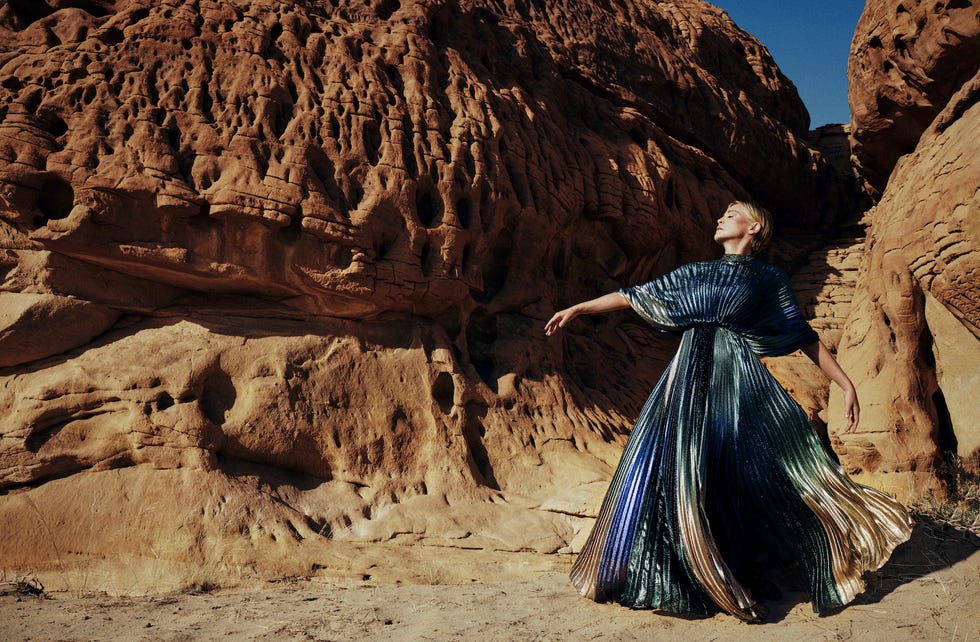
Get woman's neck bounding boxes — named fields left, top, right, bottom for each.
left=721, top=238, right=753, bottom=255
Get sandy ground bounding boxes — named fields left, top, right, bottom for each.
left=2, top=519, right=978, bottom=641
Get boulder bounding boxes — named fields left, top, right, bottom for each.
left=834, top=72, right=980, bottom=501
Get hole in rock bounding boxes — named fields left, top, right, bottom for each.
left=156, top=391, right=175, bottom=411
left=376, top=0, right=399, bottom=20
left=401, top=118, right=417, bottom=176
left=478, top=228, right=512, bottom=302
left=40, top=114, right=68, bottom=139
left=479, top=184, right=494, bottom=231
left=419, top=240, right=435, bottom=276
left=269, top=22, right=283, bottom=42
left=285, top=520, right=303, bottom=541
left=200, top=367, right=236, bottom=426
left=389, top=407, right=408, bottom=433
left=36, top=178, right=74, bottom=221
left=346, top=179, right=364, bottom=210
left=466, top=310, right=497, bottom=388
left=431, top=371, right=455, bottom=413
left=5, top=0, right=54, bottom=27
left=385, top=64, right=403, bottom=94
left=416, top=190, right=441, bottom=227
left=455, top=197, right=471, bottom=228
left=363, top=118, right=381, bottom=165
left=629, top=127, right=647, bottom=148
left=376, top=236, right=393, bottom=260
left=100, top=27, right=124, bottom=45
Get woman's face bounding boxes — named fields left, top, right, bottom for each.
left=714, top=203, right=759, bottom=246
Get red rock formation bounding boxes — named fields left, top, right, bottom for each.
left=848, top=0, right=980, bottom=194
left=834, top=74, right=980, bottom=500
left=0, top=0, right=849, bottom=582
left=834, top=0, right=980, bottom=501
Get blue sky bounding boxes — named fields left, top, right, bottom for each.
left=708, top=1, right=867, bottom=128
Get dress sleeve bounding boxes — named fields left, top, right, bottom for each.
left=744, top=266, right=819, bottom=356
left=620, top=261, right=819, bottom=355
left=617, top=264, right=695, bottom=332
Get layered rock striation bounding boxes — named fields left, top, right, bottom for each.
left=1, top=0, right=853, bottom=581
left=848, top=0, right=980, bottom=194
left=833, top=0, right=980, bottom=501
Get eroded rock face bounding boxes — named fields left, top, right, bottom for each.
left=848, top=0, right=980, bottom=194
left=834, top=68, right=980, bottom=502
left=0, top=0, right=843, bottom=322
left=1, top=0, right=849, bottom=581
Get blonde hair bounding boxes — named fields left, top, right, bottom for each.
left=732, top=200, right=772, bottom=253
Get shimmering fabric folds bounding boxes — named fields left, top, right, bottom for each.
left=570, top=255, right=913, bottom=620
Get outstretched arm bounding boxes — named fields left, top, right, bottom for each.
left=801, top=340, right=860, bottom=433
left=544, top=292, right=631, bottom=336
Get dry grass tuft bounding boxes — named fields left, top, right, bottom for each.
left=911, top=455, right=980, bottom=536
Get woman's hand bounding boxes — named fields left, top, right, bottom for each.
left=545, top=307, right=578, bottom=336
left=843, top=385, right=860, bottom=433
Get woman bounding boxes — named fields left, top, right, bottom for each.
left=545, top=201, right=912, bottom=622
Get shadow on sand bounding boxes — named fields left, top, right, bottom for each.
left=756, top=515, right=979, bottom=623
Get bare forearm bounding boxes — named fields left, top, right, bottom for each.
left=801, top=341, right=853, bottom=391
left=802, top=340, right=860, bottom=431
left=544, top=292, right=630, bottom=335
left=570, top=292, right=631, bottom=316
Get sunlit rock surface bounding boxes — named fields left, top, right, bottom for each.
left=0, top=0, right=866, bottom=582
left=828, top=0, right=980, bottom=502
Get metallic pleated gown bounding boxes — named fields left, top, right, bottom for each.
left=569, top=254, right=912, bottom=621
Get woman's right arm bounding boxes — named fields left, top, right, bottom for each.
left=800, top=340, right=860, bottom=433
left=544, top=292, right=630, bottom=336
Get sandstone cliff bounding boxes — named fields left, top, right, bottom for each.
left=0, top=0, right=862, bottom=585
left=829, top=0, right=980, bottom=502
left=848, top=0, right=980, bottom=194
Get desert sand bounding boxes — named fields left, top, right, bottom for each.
left=2, top=0, right=979, bottom=637
left=2, top=518, right=977, bottom=641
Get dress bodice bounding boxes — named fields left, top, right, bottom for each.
left=618, top=256, right=818, bottom=356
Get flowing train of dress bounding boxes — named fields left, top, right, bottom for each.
left=569, top=254, right=912, bottom=621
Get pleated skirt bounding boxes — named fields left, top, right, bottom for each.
left=570, top=326, right=913, bottom=621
